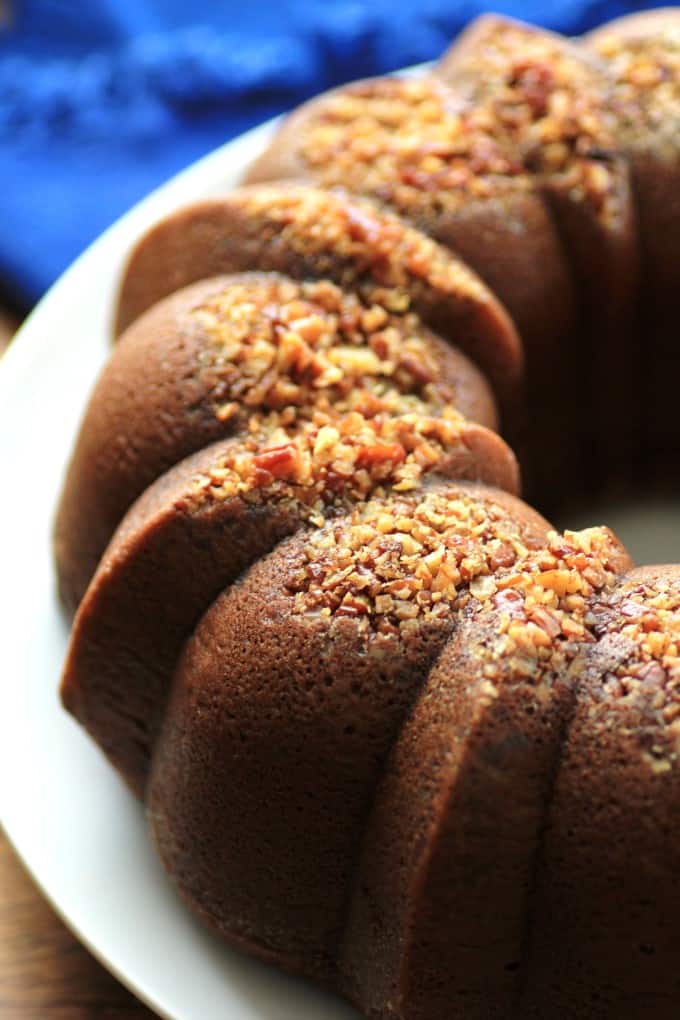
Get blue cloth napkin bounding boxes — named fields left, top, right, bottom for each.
left=0, top=0, right=659, bottom=309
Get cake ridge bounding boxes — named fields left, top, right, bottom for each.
left=114, top=185, right=523, bottom=388
left=56, top=260, right=506, bottom=613
left=517, top=565, right=680, bottom=1015
left=61, top=401, right=517, bottom=797
left=145, top=481, right=553, bottom=987
left=336, top=523, right=631, bottom=1016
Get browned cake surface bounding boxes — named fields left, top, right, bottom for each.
left=56, top=267, right=503, bottom=613
left=585, top=12, right=680, bottom=475
left=341, top=527, right=631, bottom=1018
left=147, top=483, right=554, bottom=979
left=520, top=566, right=680, bottom=1018
left=438, top=16, right=639, bottom=495
left=54, top=10, right=680, bottom=1020
left=115, top=186, right=522, bottom=390
left=245, top=18, right=645, bottom=506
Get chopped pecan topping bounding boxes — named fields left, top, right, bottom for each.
left=440, top=21, right=625, bottom=226
left=194, top=276, right=455, bottom=432
left=590, top=577, right=680, bottom=702
left=251, top=443, right=300, bottom=480
left=287, top=486, right=625, bottom=653
left=294, top=30, right=624, bottom=230
left=594, top=29, right=680, bottom=155
left=586, top=573, right=680, bottom=769
left=230, top=187, right=491, bottom=314
left=297, top=78, right=530, bottom=220
left=189, top=405, right=474, bottom=523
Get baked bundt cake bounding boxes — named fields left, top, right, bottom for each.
left=247, top=10, right=680, bottom=501
left=55, top=11, right=680, bottom=1020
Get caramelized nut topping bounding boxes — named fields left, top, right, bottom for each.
left=297, top=78, right=530, bottom=219
left=588, top=576, right=680, bottom=763
left=296, top=40, right=621, bottom=231
left=440, top=22, right=624, bottom=225
left=470, top=527, right=625, bottom=683
left=186, top=272, right=513, bottom=525
left=288, top=487, right=624, bottom=647
left=232, top=186, right=492, bottom=313
left=192, top=275, right=455, bottom=430
left=189, top=407, right=472, bottom=524
left=594, top=30, right=680, bottom=156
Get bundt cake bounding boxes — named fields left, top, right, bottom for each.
left=55, top=11, right=680, bottom=1020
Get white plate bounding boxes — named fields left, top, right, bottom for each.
left=0, top=115, right=359, bottom=1020
left=0, top=103, right=677, bottom=1020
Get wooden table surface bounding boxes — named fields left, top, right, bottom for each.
left=0, top=309, right=15, bottom=357
left=1, top=311, right=156, bottom=1018
left=0, top=833, right=156, bottom=1019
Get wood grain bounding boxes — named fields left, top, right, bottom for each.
left=0, top=831, right=157, bottom=1019
left=0, top=309, right=17, bottom=356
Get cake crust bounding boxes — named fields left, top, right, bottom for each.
left=56, top=270, right=501, bottom=612
left=55, top=11, right=680, bottom=1020
left=115, top=186, right=523, bottom=392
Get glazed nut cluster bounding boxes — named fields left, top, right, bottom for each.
left=592, top=579, right=680, bottom=730
left=288, top=488, right=624, bottom=648
left=593, top=32, right=680, bottom=151
left=473, top=526, right=624, bottom=682
left=188, top=275, right=481, bottom=518
left=288, top=490, right=529, bottom=633
left=447, top=25, right=624, bottom=223
left=235, top=187, right=489, bottom=305
left=297, top=50, right=620, bottom=227
left=190, top=408, right=469, bottom=525
left=193, top=276, right=449, bottom=427
left=475, top=77, right=620, bottom=220
left=299, top=79, right=530, bottom=215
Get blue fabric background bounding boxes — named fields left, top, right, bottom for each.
left=0, top=0, right=659, bottom=309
